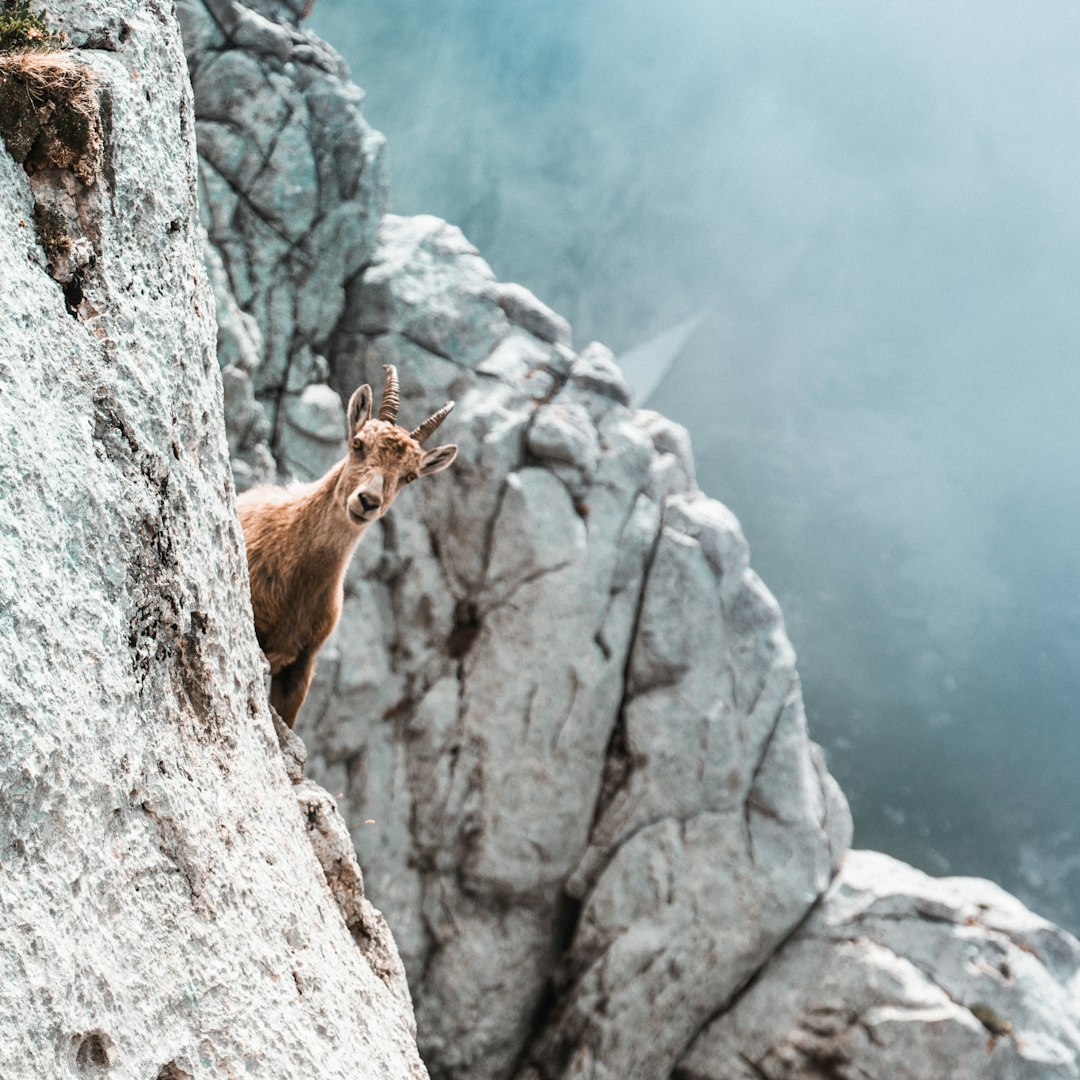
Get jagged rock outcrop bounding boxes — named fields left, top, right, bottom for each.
left=0, top=2, right=423, bottom=1076
left=178, top=0, right=386, bottom=489
left=678, top=851, right=1080, bottom=1079
left=317, top=213, right=850, bottom=1080
left=183, top=2, right=1080, bottom=1078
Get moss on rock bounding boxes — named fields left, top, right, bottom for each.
left=0, top=65, right=37, bottom=160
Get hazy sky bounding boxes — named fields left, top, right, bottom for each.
left=311, top=0, right=1080, bottom=930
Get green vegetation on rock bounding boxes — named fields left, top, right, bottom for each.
left=0, top=1, right=61, bottom=54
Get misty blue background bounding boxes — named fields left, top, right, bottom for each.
left=310, top=0, right=1080, bottom=931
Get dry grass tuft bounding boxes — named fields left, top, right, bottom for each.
left=0, top=48, right=93, bottom=98
left=0, top=47, right=101, bottom=184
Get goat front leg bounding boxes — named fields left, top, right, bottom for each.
left=269, top=649, right=316, bottom=730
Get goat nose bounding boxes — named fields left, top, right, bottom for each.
left=358, top=492, right=381, bottom=513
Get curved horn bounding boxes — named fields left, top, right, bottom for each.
left=378, top=364, right=400, bottom=422
left=410, top=400, right=455, bottom=444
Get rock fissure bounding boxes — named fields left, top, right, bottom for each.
left=734, top=1050, right=771, bottom=1080
left=200, top=155, right=318, bottom=268
left=741, top=695, right=792, bottom=866
left=578, top=510, right=666, bottom=844
left=692, top=892, right=830, bottom=1046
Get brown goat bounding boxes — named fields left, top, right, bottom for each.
left=238, top=366, right=458, bottom=728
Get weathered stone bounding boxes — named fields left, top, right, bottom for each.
left=180, top=0, right=386, bottom=480
left=204, top=235, right=275, bottom=489
left=678, top=851, right=1080, bottom=1080
left=570, top=340, right=633, bottom=408
left=636, top=408, right=697, bottom=496
left=527, top=400, right=600, bottom=480
left=354, top=214, right=512, bottom=365
left=496, top=280, right=572, bottom=346
left=184, top=3, right=1080, bottom=1079
left=0, top=3, right=424, bottom=1076
left=279, top=381, right=346, bottom=480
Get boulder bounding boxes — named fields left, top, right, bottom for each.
left=678, top=851, right=1080, bottom=1080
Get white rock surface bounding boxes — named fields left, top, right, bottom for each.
left=184, top=3, right=1080, bottom=1078
left=0, top=2, right=423, bottom=1077
left=678, top=851, right=1080, bottom=1079
left=321, top=221, right=849, bottom=1080
left=178, top=0, right=387, bottom=484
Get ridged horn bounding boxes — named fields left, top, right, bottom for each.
left=410, top=400, right=455, bottom=444
left=378, top=364, right=400, bottom=422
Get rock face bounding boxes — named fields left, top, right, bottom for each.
left=312, top=210, right=851, bottom=1080
left=678, top=851, right=1080, bottom=1080
left=0, top=2, right=423, bottom=1077
left=182, top=2, right=1080, bottom=1079
left=178, top=0, right=386, bottom=489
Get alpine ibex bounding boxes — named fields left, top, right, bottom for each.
left=238, top=366, right=457, bottom=728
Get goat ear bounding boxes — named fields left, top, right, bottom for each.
left=347, top=385, right=373, bottom=431
left=418, top=443, right=458, bottom=477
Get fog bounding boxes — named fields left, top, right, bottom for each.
left=311, top=0, right=1080, bottom=930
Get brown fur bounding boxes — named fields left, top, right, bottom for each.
left=238, top=388, right=457, bottom=728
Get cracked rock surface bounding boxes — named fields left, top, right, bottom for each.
left=320, top=213, right=849, bottom=1080
left=178, top=0, right=386, bottom=489
left=0, top=2, right=423, bottom=1077
left=677, top=851, right=1080, bottom=1080
left=185, top=2, right=1080, bottom=1078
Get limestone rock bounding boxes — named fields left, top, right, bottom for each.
left=204, top=235, right=275, bottom=489
left=288, top=210, right=849, bottom=1080
left=184, top=3, right=1080, bottom=1079
left=496, top=280, right=572, bottom=347
left=0, top=2, right=423, bottom=1076
left=279, top=380, right=347, bottom=481
left=178, top=0, right=387, bottom=481
left=678, top=851, right=1080, bottom=1080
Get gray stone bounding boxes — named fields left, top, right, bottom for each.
left=0, top=3, right=424, bottom=1076
left=180, top=0, right=386, bottom=468
left=570, top=340, right=633, bottom=408
left=496, top=281, right=573, bottom=346
left=279, top=381, right=346, bottom=480
left=636, top=408, right=697, bottom=497
left=182, top=4, right=1080, bottom=1080
left=353, top=214, right=512, bottom=366
left=678, top=851, right=1080, bottom=1080
left=204, top=235, right=276, bottom=489
left=527, top=400, right=600, bottom=479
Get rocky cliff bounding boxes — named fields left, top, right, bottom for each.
left=180, top=2, right=1080, bottom=1079
left=0, top=2, right=423, bottom=1077
left=1, top=0, right=1077, bottom=1077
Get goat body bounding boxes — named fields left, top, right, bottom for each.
left=239, top=467, right=357, bottom=727
left=237, top=367, right=457, bottom=728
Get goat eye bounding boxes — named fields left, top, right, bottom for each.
left=351, top=436, right=364, bottom=453
left=404, top=472, right=417, bottom=484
